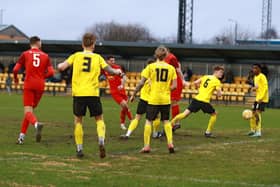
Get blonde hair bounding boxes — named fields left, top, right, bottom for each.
left=154, top=45, right=168, bottom=61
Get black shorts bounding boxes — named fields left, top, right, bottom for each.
left=146, top=104, right=170, bottom=121
left=188, top=99, right=215, bottom=114
left=73, top=96, right=103, bottom=117
left=252, top=102, right=266, bottom=112
left=136, top=99, right=148, bottom=115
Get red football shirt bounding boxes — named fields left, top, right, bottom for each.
left=16, top=48, right=52, bottom=90
left=105, top=64, right=125, bottom=94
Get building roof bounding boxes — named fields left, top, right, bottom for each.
left=0, top=40, right=280, bottom=64
left=0, top=24, right=28, bottom=40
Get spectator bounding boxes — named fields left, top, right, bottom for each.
left=6, top=73, right=12, bottom=95
left=224, top=69, right=234, bottom=83
left=8, top=62, right=16, bottom=73
left=246, top=70, right=254, bottom=86
left=183, top=66, right=193, bottom=81
left=0, top=62, right=4, bottom=73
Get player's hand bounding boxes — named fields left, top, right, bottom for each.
left=115, top=69, right=124, bottom=77
left=129, top=95, right=135, bottom=103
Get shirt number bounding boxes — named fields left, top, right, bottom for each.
left=203, top=78, right=211, bottom=88
left=33, top=53, right=40, bottom=67
left=82, top=57, right=91, bottom=72
left=156, top=68, right=168, bottom=82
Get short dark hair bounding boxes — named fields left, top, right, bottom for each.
left=253, top=63, right=261, bottom=69
left=107, top=55, right=115, bottom=60
left=213, top=65, right=224, bottom=71
left=82, top=33, right=96, bottom=47
left=29, top=36, right=40, bottom=45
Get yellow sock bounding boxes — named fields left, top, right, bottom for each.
left=171, top=112, right=187, bottom=124
left=206, top=114, right=217, bottom=133
left=144, top=124, right=152, bottom=147
left=74, top=122, right=83, bottom=145
left=152, top=117, right=161, bottom=133
left=164, top=122, right=173, bottom=145
left=250, top=115, right=257, bottom=132
left=256, top=112, right=262, bottom=132
left=127, top=119, right=139, bottom=134
left=96, top=120, right=106, bottom=145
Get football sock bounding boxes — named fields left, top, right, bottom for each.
left=120, top=108, right=126, bottom=124
left=74, top=122, right=83, bottom=145
left=206, top=114, right=217, bottom=133
left=96, top=120, right=106, bottom=145
left=152, top=117, right=161, bottom=133
left=172, top=104, right=180, bottom=119
left=25, top=112, right=37, bottom=125
left=171, top=112, right=187, bottom=124
left=256, top=112, right=262, bottom=132
left=144, top=124, right=152, bottom=147
left=250, top=115, right=257, bottom=132
left=164, top=122, right=173, bottom=145
left=126, top=119, right=139, bottom=136
left=20, top=118, right=29, bottom=134
left=77, top=144, right=83, bottom=152
left=127, top=109, right=133, bottom=120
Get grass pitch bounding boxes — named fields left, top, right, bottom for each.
left=0, top=93, right=279, bottom=187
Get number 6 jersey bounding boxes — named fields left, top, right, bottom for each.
left=66, top=50, right=108, bottom=96
left=195, top=75, right=221, bottom=103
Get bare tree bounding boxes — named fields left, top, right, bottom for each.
left=86, top=21, right=157, bottom=42
left=209, top=27, right=256, bottom=45
left=260, top=27, right=279, bottom=39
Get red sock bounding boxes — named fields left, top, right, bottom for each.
left=25, top=112, right=37, bottom=125
left=126, top=108, right=133, bottom=120
left=172, top=105, right=180, bottom=119
left=20, top=117, right=29, bottom=134
left=120, top=108, right=126, bottom=124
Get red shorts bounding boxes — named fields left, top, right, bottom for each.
left=171, top=78, right=183, bottom=101
left=111, top=90, right=128, bottom=104
left=23, top=89, right=44, bottom=108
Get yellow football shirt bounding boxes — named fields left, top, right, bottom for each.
left=254, top=73, right=269, bottom=103
left=195, top=75, right=221, bottom=103
left=142, top=60, right=177, bottom=105
left=140, top=68, right=151, bottom=101
left=67, top=50, right=108, bottom=96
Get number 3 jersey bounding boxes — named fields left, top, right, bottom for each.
left=66, top=50, right=108, bottom=96
left=142, top=60, right=177, bottom=105
left=195, top=75, right=221, bottom=103
left=16, top=48, right=53, bottom=91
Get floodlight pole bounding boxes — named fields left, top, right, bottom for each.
left=228, top=19, right=238, bottom=45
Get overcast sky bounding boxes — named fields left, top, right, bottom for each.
left=1, top=0, right=279, bottom=42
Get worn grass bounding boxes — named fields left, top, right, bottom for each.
left=0, top=93, right=279, bottom=187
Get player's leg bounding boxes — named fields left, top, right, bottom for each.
left=171, top=99, right=198, bottom=125
left=123, top=99, right=147, bottom=138
left=152, top=117, right=161, bottom=138
left=112, top=93, right=129, bottom=130
left=171, top=79, right=183, bottom=132
left=89, top=97, right=106, bottom=158
left=33, top=90, right=44, bottom=142
left=161, top=105, right=175, bottom=153
left=73, top=97, right=86, bottom=158
left=141, top=105, right=159, bottom=153
left=251, top=103, right=265, bottom=137
left=203, top=103, right=217, bottom=137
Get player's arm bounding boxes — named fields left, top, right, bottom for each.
left=216, top=87, right=222, bottom=97
left=45, top=58, right=55, bottom=78
left=186, top=78, right=201, bottom=89
left=13, top=63, right=22, bottom=84
left=57, top=60, right=70, bottom=71
left=130, top=77, right=147, bottom=102
left=170, top=78, right=177, bottom=91
left=176, top=63, right=187, bottom=84
left=103, top=66, right=123, bottom=76
left=118, top=75, right=127, bottom=90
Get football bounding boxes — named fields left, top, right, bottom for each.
left=242, top=109, right=253, bottom=120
